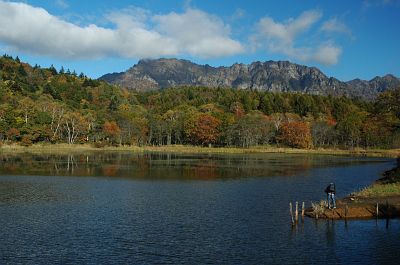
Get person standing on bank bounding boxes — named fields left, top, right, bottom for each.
left=325, top=183, right=336, bottom=209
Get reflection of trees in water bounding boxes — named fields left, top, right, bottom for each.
left=1, top=153, right=92, bottom=176
left=0, top=152, right=152, bottom=177
left=145, top=153, right=315, bottom=179
left=182, top=160, right=219, bottom=180
left=102, top=164, right=119, bottom=176
left=0, top=152, right=385, bottom=180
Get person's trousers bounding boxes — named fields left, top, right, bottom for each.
left=328, top=193, right=336, bottom=208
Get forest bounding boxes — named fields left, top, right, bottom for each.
left=0, top=54, right=399, bottom=149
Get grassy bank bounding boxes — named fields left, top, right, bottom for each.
left=354, top=183, right=400, bottom=197
left=353, top=159, right=400, bottom=197
left=0, top=143, right=399, bottom=157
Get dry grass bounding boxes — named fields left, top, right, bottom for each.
left=0, top=143, right=399, bottom=157
left=311, top=200, right=328, bottom=216
left=0, top=143, right=145, bottom=154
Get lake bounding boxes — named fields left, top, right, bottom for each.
left=0, top=152, right=399, bottom=264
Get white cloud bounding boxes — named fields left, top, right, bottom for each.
left=0, top=2, right=348, bottom=65
left=0, top=1, right=243, bottom=59
left=55, top=0, right=69, bottom=9
left=256, top=10, right=322, bottom=44
left=153, top=9, right=243, bottom=58
left=321, top=18, right=352, bottom=36
left=253, top=10, right=343, bottom=66
left=311, top=44, right=342, bottom=65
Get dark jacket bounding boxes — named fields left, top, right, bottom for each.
left=325, top=183, right=336, bottom=194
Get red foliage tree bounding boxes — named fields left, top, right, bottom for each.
left=191, top=114, right=221, bottom=146
left=103, top=121, right=121, bottom=142
left=278, top=121, right=312, bottom=149
left=6, top=128, right=20, bottom=141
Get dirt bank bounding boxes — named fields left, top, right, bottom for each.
left=305, top=195, right=400, bottom=219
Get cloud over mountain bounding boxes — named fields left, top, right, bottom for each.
left=0, top=1, right=351, bottom=66
left=252, top=10, right=343, bottom=65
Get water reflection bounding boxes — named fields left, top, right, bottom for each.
left=0, top=152, right=389, bottom=180
left=325, top=220, right=336, bottom=248
left=0, top=153, right=397, bottom=264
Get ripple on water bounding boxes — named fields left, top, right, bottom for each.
left=0, top=153, right=398, bottom=264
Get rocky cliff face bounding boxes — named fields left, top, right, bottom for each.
left=100, top=58, right=400, bottom=99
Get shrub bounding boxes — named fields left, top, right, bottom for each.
left=20, top=135, right=33, bottom=146
left=6, top=128, right=20, bottom=141
left=93, top=141, right=107, bottom=148
left=311, top=200, right=328, bottom=217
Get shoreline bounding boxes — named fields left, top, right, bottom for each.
left=0, top=143, right=399, bottom=158
left=306, top=159, right=400, bottom=220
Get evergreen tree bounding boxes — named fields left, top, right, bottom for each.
left=49, top=65, right=58, bottom=75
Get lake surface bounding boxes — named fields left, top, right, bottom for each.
left=0, top=152, right=399, bottom=264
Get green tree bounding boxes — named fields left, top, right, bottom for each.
left=336, top=111, right=366, bottom=148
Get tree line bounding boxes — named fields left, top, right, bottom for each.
left=1, top=54, right=399, bottom=149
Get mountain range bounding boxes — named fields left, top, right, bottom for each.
left=100, top=58, right=400, bottom=100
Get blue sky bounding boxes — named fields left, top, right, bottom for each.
left=0, top=0, right=399, bottom=81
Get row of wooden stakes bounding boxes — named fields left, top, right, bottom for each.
left=289, top=201, right=305, bottom=225
left=290, top=201, right=384, bottom=223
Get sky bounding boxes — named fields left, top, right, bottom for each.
left=0, top=0, right=399, bottom=81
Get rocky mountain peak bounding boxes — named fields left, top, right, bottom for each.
left=99, top=58, right=400, bottom=99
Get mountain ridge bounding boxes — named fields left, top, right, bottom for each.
left=100, top=58, right=400, bottom=99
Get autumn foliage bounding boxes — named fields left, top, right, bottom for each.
left=190, top=114, right=221, bottom=146
left=1, top=54, right=400, bottom=149
left=6, top=128, right=20, bottom=141
left=278, top=121, right=312, bottom=149
left=102, top=121, right=122, bottom=145
left=103, top=121, right=121, bottom=138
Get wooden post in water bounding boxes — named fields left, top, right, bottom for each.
left=376, top=203, right=379, bottom=218
left=386, top=200, right=389, bottom=219
left=301, top=202, right=305, bottom=219
left=295, top=202, right=299, bottom=223
left=386, top=200, right=390, bottom=228
left=289, top=202, right=294, bottom=225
